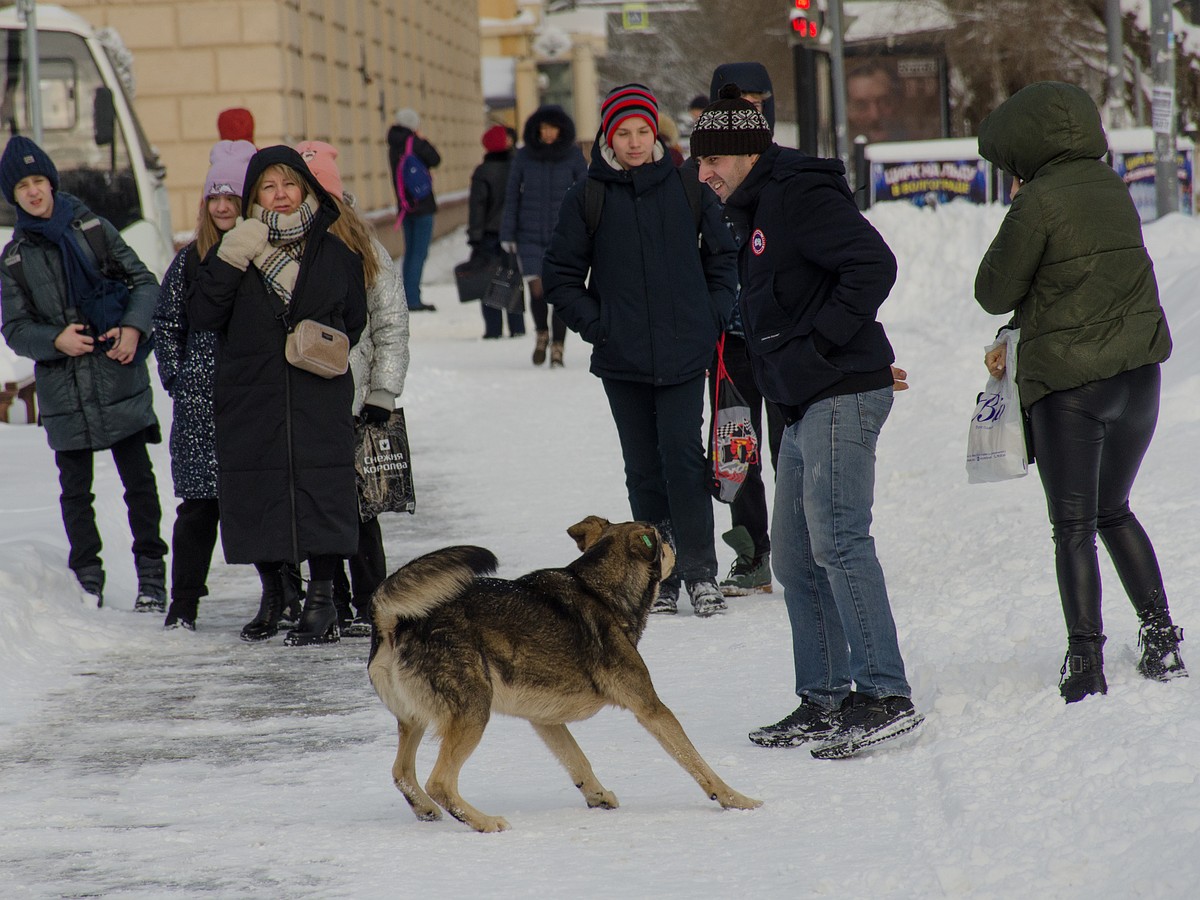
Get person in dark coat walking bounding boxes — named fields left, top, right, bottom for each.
left=189, top=145, right=367, bottom=646
left=694, top=87, right=921, bottom=757
left=153, top=139, right=256, bottom=631
left=974, top=81, right=1184, bottom=701
left=543, top=84, right=738, bottom=617
left=501, top=105, right=587, bottom=367
left=469, top=125, right=523, bottom=338
left=387, top=108, right=440, bottom=312
left=0, top=136, right=168, bottom=611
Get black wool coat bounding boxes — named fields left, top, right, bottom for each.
left=468, top=150, right=512, bottom=246
left=722, top=144, right=896, bottom=417
left=188, top=146, right=368, bottom=565
left=542, top=140, right=738, bottom=386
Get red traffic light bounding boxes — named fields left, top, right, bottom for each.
left=790, top=17, right=818, bottom=38
left=795, top=0, right=811, bottom=8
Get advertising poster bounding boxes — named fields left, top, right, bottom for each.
left=1113, top=149, right=1194, bottom=220
left=845, top=53, right=945, bottom=144
left=871, top=158, right=988, bottom=206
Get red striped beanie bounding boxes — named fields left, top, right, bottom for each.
left=600, top=83, right=659, bottom=147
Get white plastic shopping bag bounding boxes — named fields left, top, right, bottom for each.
left=966, top=330, right=1028, bottom=483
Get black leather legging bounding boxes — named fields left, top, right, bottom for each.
left=1029, top=363, right=1168, bottom=639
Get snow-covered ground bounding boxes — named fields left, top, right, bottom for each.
left=1, top=203, right=1197, bottom=898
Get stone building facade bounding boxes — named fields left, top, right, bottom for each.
left=59, top=0, right=483, bottom=246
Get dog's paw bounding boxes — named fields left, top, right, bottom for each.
left=474, top=815, right=510, bottom=833
left=716, top=789, right=763, bottom=810
left=585, top=789, right=619, bottom=810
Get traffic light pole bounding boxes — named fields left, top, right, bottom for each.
left=793, top=43, right=819, bottom=154
left=1150, top=0, right=1177, bottom=217
left=827, top=0, right=850, bottom=177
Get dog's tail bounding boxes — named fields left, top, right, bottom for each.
left=373, top=546, right=498, bottom=632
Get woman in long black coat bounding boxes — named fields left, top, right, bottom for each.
left=189, top=145, right=367, bottom=646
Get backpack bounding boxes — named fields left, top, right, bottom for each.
left=3, top=212, right=113, bottom=295
left=584, top=166, right=704, bottom=238
left=395, top=135, right=433, bottom=219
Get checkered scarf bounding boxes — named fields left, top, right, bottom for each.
left=250, top=198, right=316, bottom=304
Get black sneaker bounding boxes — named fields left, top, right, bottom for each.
left=748, top=697, right=840, bottom=748
left=810, top=694, right=923, bottom=759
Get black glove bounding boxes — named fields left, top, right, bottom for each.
left=361, top=403, right=392, bottom=425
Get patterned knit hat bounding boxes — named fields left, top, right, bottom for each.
left=294, top=140, right=344, bottom=199
left=0, top=136, right=58, bottom=205
left=600, top=83, right=659, bottom=147
left=204, top=140, right=255, bottom=198
left=690, top=83, right=771, bottom=157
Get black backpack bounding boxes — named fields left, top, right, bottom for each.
left=3, top=212, right=118, bottom=296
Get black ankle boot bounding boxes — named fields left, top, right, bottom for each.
left=1059, top=635, right=1107, bottom=703
left=134, top=555, right=167, bottom=613
left=283, top=579, right=340, bottom=646
left=1137, top=613, right=1187, bottom=682
left=164, top=597, right=199, bottom=631
left=279, top=564, right=305, bottom=626
left=242, top=567, right=285, bottom=642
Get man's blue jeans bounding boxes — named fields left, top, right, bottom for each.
left=401, top=213, right=434, bottom=309
left=771, top=388, right=910, bottom=710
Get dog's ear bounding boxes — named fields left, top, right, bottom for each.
left=629, top=526, right=659, bottom=560
left=567, top=516, right=610, bottom=552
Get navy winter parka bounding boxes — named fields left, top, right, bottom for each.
left=500, top=105, right=587, bottom=277
left=542, top=139, right=738, bottom=385
left=722, top=143, right=896, bottom=416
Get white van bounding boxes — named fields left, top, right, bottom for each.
left=0, top=4, right=173, bottom=278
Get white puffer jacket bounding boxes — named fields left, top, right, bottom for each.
left=349, top=237, right=410, bottom=415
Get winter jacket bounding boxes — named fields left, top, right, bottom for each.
left=722, top=144, right=896, bottom=418
left=387, top=125, right=440, bottom=218
left=500, top=106, right=587, bottom=277
left=1, top=194, right=160, bottom=452
left=542, top=139, right=738, bottom=386
left=188, top=146, right=368, bottom=565
left=974, top=81, right=1171, bottom=407
left=153, top=243, right=218, bottom=498
left=350, top=237, right=409, bottom=416
left=468, top=150, right=512, bottom=246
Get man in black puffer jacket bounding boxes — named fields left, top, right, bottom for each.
left=693, top=87, right=922, bottom=758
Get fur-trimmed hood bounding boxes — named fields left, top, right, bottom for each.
left=522, top=105, right=579, bottom=161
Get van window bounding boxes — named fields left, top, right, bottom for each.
left=0, top=28, right=140, bottom=229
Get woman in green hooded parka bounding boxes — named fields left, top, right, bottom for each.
left=974, top=81, right=1185, bottom=703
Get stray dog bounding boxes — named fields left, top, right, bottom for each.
left=367, top=516, right=762, bottom=832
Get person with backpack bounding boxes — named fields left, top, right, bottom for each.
left=387, top=108, right=440, bottom=312
left=500, top=105, right=587, bottom=366
left=542, top=83, right=738, bottom=617
left=0, top=136, right=168, bottom=610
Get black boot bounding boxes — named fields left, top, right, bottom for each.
left=134, top=555, right=167, bottom=613
left=241, top=567, right=285, bottom=642
left=75, top=564, right=105, bottom=608
left=1137, top=612, right=1187, bottom=682
left=283, top=579, right=340, bottom=646
left=279, top=563, right=305, bottom=627
left=332, top=567, right=354, bottom=635
left=164, top=597, right=199, bottom=631
left=1059, top=635, right=1107, bottom=703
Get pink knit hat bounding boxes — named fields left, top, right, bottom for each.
left=203, top=140, right=255, bottom=198
left=294, top=140, right=343, bottom=199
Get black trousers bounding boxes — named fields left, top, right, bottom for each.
left=602, top=374, right=716, bottom=583
left=1030, top=364, right=1168, bottom=639
left=335, top=515, right=387, bottom=615
left=529, top=277, right=567, bottom=341
left=55, top=431, right=167, bottom=573
left=171, top=497, right=220, bottom=601
left=709, top=334, right=785, bottom=558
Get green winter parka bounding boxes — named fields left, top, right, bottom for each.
left=974, top=81, right=1171, bottom=407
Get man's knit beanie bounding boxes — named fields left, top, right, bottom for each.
left=689, top=83, right=772, bottom=157
left=0, top=136, right=58, bottom=205
left=600, top=83, right=659, bottom=147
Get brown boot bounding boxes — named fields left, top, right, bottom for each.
left=550, top=342, right=564, bottom=368
left=532, top=331, right=549, bottom=365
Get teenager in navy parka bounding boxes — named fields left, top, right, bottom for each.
left=543, top=84, right=738, bottom=617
